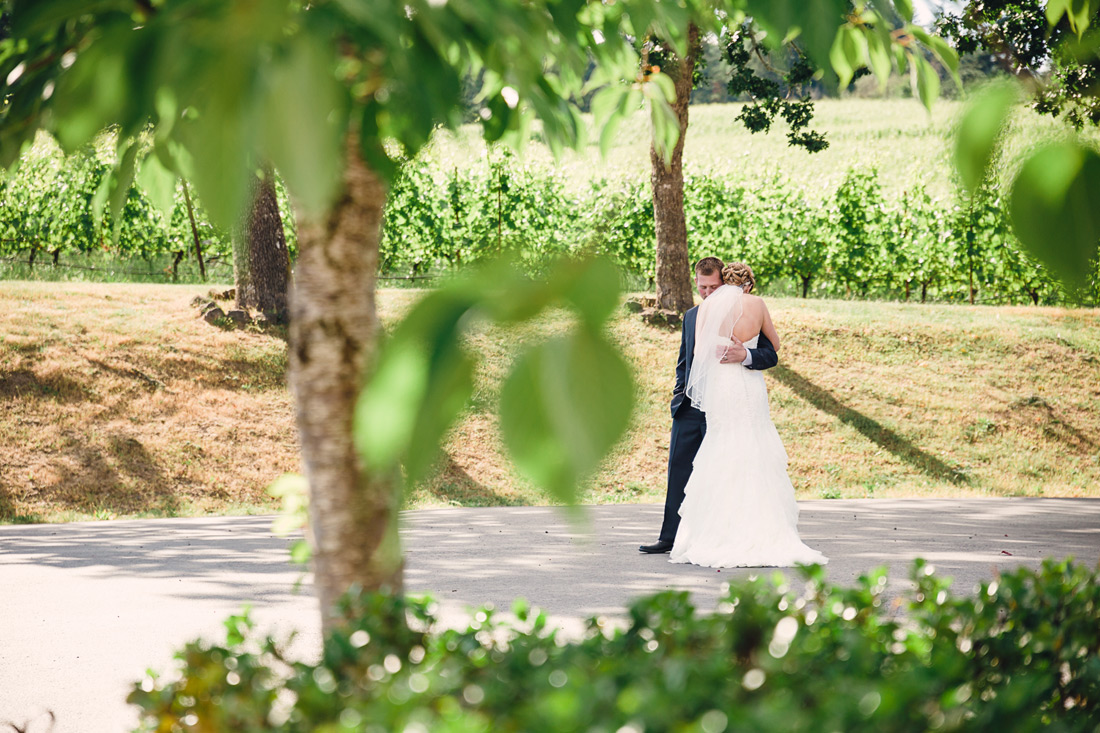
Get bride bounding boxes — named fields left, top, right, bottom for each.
left=670, top=262, right=827, bottom=568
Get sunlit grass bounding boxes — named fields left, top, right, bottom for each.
left=4, top=276, right=1099, bottom=523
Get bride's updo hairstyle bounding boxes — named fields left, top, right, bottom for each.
left=722, top=262, right=755, bottom=293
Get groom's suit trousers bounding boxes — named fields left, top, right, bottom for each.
left=659, top=407, right=706, bottom=544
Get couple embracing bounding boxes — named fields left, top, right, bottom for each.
left=640, top=257, right=827, bottom=568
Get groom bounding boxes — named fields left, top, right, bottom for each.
left=639, top=257, right=779, bottom=554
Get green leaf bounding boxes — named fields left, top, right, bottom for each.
left=894, top=0, right=914, bottom=23
left=260, top=32, right=348, bottom=219
left=590, top=85, right=630, bottom=159
left=829, top=25, right=866, bottom=88
left=646, top=76, right=679, bottom=164
left=354, top=290, right=478, bottom=483
left=499, top=327, right=634, bottom=503
left=107, top=142, right=139, bottom=242
left=1046, top=0, right=1096, bottom=34
left=1010, top=142, right=1100, bottom=289
left=911, top=53, right=940, bottom=113
left=749, top=0, right=848, bottom=70
left=9, top=0, right=132, bottom=37
left=136, top=153, right=179, bottom=223
left=558, top=257, right=623, bottom=326
left=52, top=20, right=134, bottom=152
left=864, top=28, right=892, bottom=90
left=355, top=339, right=431, bottom=473
left=954, top=81, right=1017, bottom=193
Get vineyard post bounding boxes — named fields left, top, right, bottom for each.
left=967, top=200, right=976, bottom=305
left=182, top=179, right=207, bottom=282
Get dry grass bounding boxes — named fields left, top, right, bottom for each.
left=418, top=294, right=1100, bottom=507
left=3, top=282, right=1099, bottom=523
left=0, top=281, right=296, bottom=522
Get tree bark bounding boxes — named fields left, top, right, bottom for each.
left=289, top=133, right=401, bottom=633
left=649, top=24, right=699, bottom=314
left=232, top=224, right=254, bottom=310
left=235, top=168, right=291, bottom=321
left=181, top=180, right=206, bottom=282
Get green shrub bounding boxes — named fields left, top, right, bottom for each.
left=130, top=558, right=1100, bottom=732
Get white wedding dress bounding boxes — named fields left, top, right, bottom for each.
left=670, top=285, right=827, bottom=568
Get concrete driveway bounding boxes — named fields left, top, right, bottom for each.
left=2, top=499, right=1098, bottom=732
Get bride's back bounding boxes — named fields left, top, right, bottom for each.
left=728, top=293, right=764, bottom=342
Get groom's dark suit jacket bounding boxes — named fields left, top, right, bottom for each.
left=659, top=304, right=778, bottom=544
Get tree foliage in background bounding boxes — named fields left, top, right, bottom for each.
left=937, top=0, right=1100, bottom=129
left=624, top=1, right=958, bottom=312
left=945, top=0, right=1100, bottom=293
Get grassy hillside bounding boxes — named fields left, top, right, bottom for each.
left=421, top=98, right=1096, bottom=201
left=2, top=281, right=1097, bottom=523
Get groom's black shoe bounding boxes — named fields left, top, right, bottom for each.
left=639, top=540, right=673, bottom=554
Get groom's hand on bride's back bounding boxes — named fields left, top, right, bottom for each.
left=717, top=338, right=748, bottom=364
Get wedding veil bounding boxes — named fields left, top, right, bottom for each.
left=685, top=284, right=743, bottom=414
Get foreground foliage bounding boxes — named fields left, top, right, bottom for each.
left=131, top=558, right=1100, bottom=731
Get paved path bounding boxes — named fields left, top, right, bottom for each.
left=2, top=499, right=1098, bottom=732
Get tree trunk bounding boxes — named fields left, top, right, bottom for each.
left=232, top=224, right=254, bottom=310
left=172, top=250, right=184, bottom=282
left=249, top=168, right=291, bottom=320
left=289, top=133, right=401, bottom=633
left=649, top=24, right=699, bottom=314
left=181, top=180, right=206, bottom=282
left=801, top=275, right=811, bottom=298
left=236, top=168, right=291, bottom=322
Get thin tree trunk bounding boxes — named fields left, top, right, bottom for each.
left=172, top=250, right=184, bottom=282
left=649, top=24, right=698, bottom=314
left=802, top=275, right=811, bottom=298
left=289, top=133, right=400, bottom=633
left=182, top=180, right=206, bottom=282
left=243, top=168, right=291, bottom=322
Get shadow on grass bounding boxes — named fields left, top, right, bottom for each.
left=420, top=454, right=527, bottom=507
left=39, top=431, right=183, bottom=518
left=0, top=488, right=45, bottom=523
left=773, top=366, right=969, bottom=485
left=1009, top=395, right=1097, bottom=454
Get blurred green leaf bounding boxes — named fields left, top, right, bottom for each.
left=912, top=53, right=940, bottom=113
left=829, top=25, right=865, bottom=88
left=355, top=289, right=478, bottom=481
left=136, top=152, right=179, bottom=223
left=864, top=29, right=892, bottom=90
left=260, top=31, right=347, bottom=219
left=559, top=257, right=623, bottom=326
left=1045, top=0, right=1097, bottom=34
left=52, top=20, right=134, bottom=152
left=749, top=0, right=848, bottom=71
left=954, top=81, right=1017, bottom=193
left=499, top=326, right=633, bottom=503
left=9, top=0, right=132, bottom=37
left=1010, top=141, right=1100, bottom=288
left=894, top=0, right=914, bottom=23
left=107, top=142, right=139, bottom=241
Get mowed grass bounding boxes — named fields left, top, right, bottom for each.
left=5, top=281, right=1095, bottom=523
